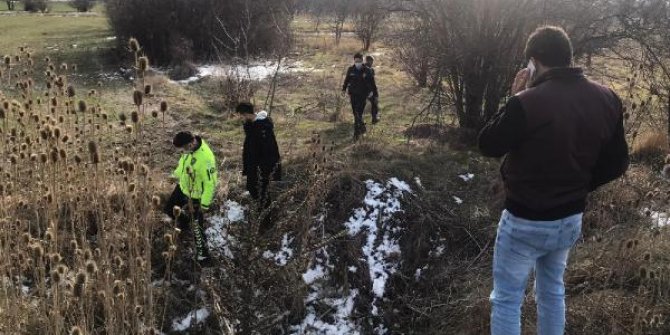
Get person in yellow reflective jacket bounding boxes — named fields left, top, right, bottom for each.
left=163, top=131, right=218, bottom=267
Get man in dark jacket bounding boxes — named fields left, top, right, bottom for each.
left=365, top=55, right=380, bottom=124
left=236, top=102, right=281, bottom=209
left=342, top=53, right=378, bottom=140
left=479, top=26, right=629, bottom=335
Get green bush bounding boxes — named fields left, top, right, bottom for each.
left=23, top=0, right=47, bottom=12
left=69, top=0, right=94, bottom=12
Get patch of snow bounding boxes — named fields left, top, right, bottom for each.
left=414, top=177, right=423, bottom=190
left=430, top=245, right=446, bottom=258
left=226, top=200, right=246, bottom=223
left=263, top=234, right=295, bottom=266
left=458, top=173, right=475, bottom=182
left=292, top=289, right=360, bottom=335
left=172, top=308, right=210, bottom=331
left=644, top=208, right=670, bottom=227
left=345, top=179, right=412, bottom=314
left=175, top=61, right=318, bottom=84
left=348, top=266, right=358, bottom=273
left=302, top=264, right=327, bottom=285
left=205, top=201, right=243, bottom=259
left=293, top=247, right=360, bottom=334
left=105, top=36, right=117, bottom=41
left=453, top=196, right=463, bottom=205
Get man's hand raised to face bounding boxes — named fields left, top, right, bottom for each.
left=511, top=68, right=531, bottom=95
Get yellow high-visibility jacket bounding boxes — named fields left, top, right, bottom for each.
left=172, top=138, right=218, bottom=208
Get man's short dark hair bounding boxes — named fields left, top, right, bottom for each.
left=236, top=102, right=255, bottom=115
left=524, top=26, right=573, bottom=67
left=173, top=131, right=194, bottom=148
left=365, top=55, right=374, bottom=62
left=354, top=53, right=363, bottom=60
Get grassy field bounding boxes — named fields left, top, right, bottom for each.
left=0, top=8, right=669, bottom=335
left=0, top=1, right=104, bottom=13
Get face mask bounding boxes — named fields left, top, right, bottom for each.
left=355, top=62, right=363, bottom=69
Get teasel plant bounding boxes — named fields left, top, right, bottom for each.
left=0, top=44, right=176, bottom=334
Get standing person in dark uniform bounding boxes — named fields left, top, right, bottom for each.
left=365, top=55, right=380, bottom=124
left=236, top=103, right=282, bottom=210
left=164, top=131, right=218, bottom=267
left=342, top=53, right=377, bottom=140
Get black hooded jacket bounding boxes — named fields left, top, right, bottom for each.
left=243, top=113, right=282, bottom=181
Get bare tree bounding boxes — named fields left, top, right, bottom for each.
left=354, top=0, right=388, bottom=51
left=330, top=0, right=352, bottom=46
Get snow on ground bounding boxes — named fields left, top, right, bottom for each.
left=205, top=200, right=245, bottom=259
left=453, top=196, right=463, bottom=205
left=292, top=247, right=361, bottom=335
left=176, top=61, right=319, bottom=84
left=293, top=178, right=412, bottom=334
left=345, top=179, right=412, bottom=307
left=263, top=234, right=295, bottom=266
left=644, top=208, right=670, bottom=227
left=172, top=308, right=210, bottom=331
left=414, top=177, right=424, bottom=190
left=458, top=173, right=475, bottom=182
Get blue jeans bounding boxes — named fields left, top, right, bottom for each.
left=490, top=210, right=582, bottom=335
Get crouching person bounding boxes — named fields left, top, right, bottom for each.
left=164, top=131, right=218, bottom=267
left=236, top=103, right=282, bottom=232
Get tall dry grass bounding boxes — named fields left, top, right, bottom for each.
left=0, top=41, right=173, bottom=334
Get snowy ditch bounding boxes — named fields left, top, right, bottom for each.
left=168, top=200, right=246, bottom=332
left=292, top=178, right=413, bottom=335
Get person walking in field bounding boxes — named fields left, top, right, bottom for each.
left=236, top=103, right=282, bottom=225
left=164, top=131, right=218, bottom=267
left=342, top=52, right=378, bottom=140
left=478, top=26, right=629, bottom=335
left=365, top=55, right=380, bottom=124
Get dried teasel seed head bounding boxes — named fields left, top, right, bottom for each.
left=128, top=38, right=140, bottom=52
left=113, top=256, right=124, bottom=268
left=69, top=326, right=83, bottom=335
left=50, top=270, right=61, bottom=284
left=133, top=90, right=143, bottom=106
left=67, top=85, right=75, bottom=98
left=113, top=280, right=123, bottom=295
left=138, top=57, right=149, bottom=72
left=160, top=100, right=168, bottom=112
left=131, top=111, right=139, bottom=123
left=125, top=125, right=134, bottom=134
left=75, top=271, right=88, bottom=285
left=152, top=195, right=161, bottom=208
left=151, top=110, right=158, bottom=118
left=144, top=84, right=152, bottom=95
left=85, top=260, right=98, bottom=275
left=69, top=239, right=78, bottom=250
left=83, top=249, right=93, bottom=261
left=73, top=283, right=85, bottom=298
left=78, top=100, right=87, bottom=113
left=88, top=141, right=99, bottom=164
left=163, top=233, right=174, bottom=245
left=173, top=206, right=182, bottom=218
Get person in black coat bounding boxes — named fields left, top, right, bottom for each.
left=236, top=103, right=282, bottom=209
left=365, top=55, right=380, bottom=124
left=342, top=52, right=377, bottom=140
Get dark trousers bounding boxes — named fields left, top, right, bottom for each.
left=163, top=185, right=210, bottom=259
left=350, top=94, right=367, bottom=138
left=246, top=172, right=275, bottom=233
left=369, top=96, right=379, bottom=120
